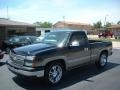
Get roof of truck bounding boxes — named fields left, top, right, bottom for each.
left=52, top=29, right=86, bottom=33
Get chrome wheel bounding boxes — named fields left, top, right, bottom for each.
left=100, top=54, right=107, bottom=66
left=48, top=65, right=63, bottom=84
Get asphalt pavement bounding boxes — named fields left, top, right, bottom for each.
left=0, top=48, right=120, bottom=90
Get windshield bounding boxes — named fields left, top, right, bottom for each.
left=41, top=32, right=70, bottom=46
left=9, top=37, right=23, bottom=42
left=9, top=36, right=30, bottom=43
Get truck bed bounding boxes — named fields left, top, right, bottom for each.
left=89, top=40, right=112, bottom=48
left=89, top=40, right=103, bottom=43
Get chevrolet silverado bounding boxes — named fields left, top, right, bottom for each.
left=7, top=30, right=112, bottom=85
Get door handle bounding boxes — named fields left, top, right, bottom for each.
left=84, top=48, right=88, bottom=51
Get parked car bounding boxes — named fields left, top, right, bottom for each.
left=0, top=49, right=4, bottom=59
left=98, top=30, right=113, bottom=38
left=114, top=31, right=120, bottom=39
left=0, top=40, right=4, bottom=51
left=7, top=30, right=112, bottom=85
left=3, top=36, right=40, bottom=53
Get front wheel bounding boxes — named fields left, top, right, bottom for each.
left=96, top=52, right=108, bottom=68
left=44, top=62, right=64, bottom=85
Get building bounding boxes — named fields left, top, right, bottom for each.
left=107, top=24, right=120, bottom=33
left=36, top=28, right=53, bottom=36
left=107, top=24, right=120, bottom=38
left=0, top=18, right=36, bottom=40
left=35, top=21, right=92, bottom=36
left=53, top=21, right=92, bottom=32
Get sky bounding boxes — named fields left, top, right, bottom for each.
left=0, top=0, right=120, bottom=25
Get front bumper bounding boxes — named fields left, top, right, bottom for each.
left=6, top=60, right=44, bottom=77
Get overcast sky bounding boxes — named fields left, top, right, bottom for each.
left=0, top=0, right=120, bottom=24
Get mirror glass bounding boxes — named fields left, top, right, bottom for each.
left=70, top=41, right=79, bottom=46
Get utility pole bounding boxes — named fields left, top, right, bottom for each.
left=63, top=16, right=65, bottom=28
left=7, top=6, right=9, bottom=19
left=104, top=15, right=108, bottom=28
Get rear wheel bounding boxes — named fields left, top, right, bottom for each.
left=96, top=52, right=108, bottom=68
left=115, top=37, right=117, bottom=39
left=44, top=62, right=64, bottom=85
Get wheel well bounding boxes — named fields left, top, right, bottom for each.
left=100, top=50, right=108, bottom=56
left=45, top=59, right=66, bottom=70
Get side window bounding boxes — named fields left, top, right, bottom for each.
left=70, top=32, right=88, bottom=46
left=70, top=33, right=80, bottom=43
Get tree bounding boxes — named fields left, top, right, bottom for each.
left=34, top=22, right=42, bottom=27
left=34, top=21, right=52, bottom=28
left=104, top=22, right=112, bottom=28
left=117, top=21, right=120, bottom=24
left=93, top=21, right=102, bottom=30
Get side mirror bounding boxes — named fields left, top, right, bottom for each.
left=70, top=41, right=80, bottom=47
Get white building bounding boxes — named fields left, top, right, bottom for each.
left=36, top=28, right=53, bottom=36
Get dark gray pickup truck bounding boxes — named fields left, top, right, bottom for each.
left=7, top=30, right=112, bottom=84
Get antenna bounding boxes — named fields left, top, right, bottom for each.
left=7, top=6, right=9, bottom=19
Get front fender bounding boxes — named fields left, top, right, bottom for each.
left=41, top=56, right=67, bottom=67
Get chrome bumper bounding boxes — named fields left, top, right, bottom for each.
left=7, top=61, right=44, bottom=77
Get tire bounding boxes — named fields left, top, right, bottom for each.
left=96, top=52, right=108, bottom=68
left=6, top=48, right=10, bottom=54
left=44, top=62, right=64, bottom=85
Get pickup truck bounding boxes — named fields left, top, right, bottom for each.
left=7, top=30, right=112, bottom=85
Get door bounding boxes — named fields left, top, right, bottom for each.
left=67, top=32, right=91, bottom=68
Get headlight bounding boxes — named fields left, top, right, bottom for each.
left=25, top=61, right=33, bottom=67
left=25, top=56, right=42, bottom=67
left=26, top=56, right=35, bottom=61
left=25, top=56, right=35, bottom=67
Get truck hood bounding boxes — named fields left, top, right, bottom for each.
left=13, top=43, right=57, bottom=55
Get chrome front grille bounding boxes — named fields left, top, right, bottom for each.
left=9, top=51, right=25, bottom=66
